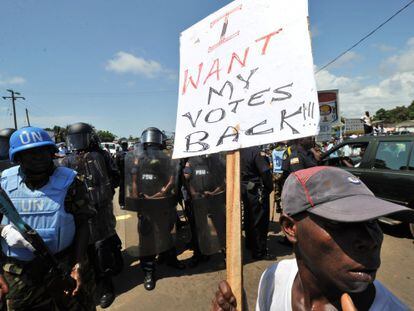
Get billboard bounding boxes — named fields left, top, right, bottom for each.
left=317, top=90, right=339, bottom=142
left=345, top=118, right=364, bottom=135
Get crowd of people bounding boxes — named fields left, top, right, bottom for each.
left=0, top=123, right=412, bottom=310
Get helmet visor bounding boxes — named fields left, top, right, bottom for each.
left=0, top=138, right=9, bottom=160
left=67, top=133, right=91, bottom=151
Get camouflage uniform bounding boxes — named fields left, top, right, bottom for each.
left=1, top=177, right=97, bottom=311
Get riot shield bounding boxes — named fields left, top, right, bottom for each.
left=60, top=152, right=113, bottom=205
left=186, top=154, right=226, bottom=255
left=124, top=148, right=178, bottom=257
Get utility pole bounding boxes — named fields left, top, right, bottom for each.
left=25, top=108, right=31, bottom=126
left=2, top=89, right=25, bottom=129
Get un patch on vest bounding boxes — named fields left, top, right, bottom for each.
left=290, top=157, right=300, bottom=165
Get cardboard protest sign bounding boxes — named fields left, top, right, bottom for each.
left=173, top=0, right=319, bottom=158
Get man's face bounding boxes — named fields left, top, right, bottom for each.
left=17, top=146, right=53, bottom=174
left=295, top=213, right=383, bottom=293
left=360, top=146, right=366, bottom=157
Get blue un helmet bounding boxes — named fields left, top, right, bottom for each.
left=9, top=127, right=57, bottom=162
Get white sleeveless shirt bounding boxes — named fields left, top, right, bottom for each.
left=256, top=259, right=409, bottom=311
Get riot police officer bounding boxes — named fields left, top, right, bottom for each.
left=240, top=146, right=274, bottom=260
left=281, top=137, right=319, bottom=182
left=124, top=127, right=184, bottom=291
left=63, top=122, right=122, bottom=308
left=0, top=127, right=96, bottom=310
left=182, top=154, right=226, bottom=266
left=115, top=138, right=129, bottom=208
left=0, top=128, right=16, bottom=173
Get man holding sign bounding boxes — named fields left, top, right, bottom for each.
left=174, top=0, right=320, bottom=308
left=212, top=167, right=412, bottom=310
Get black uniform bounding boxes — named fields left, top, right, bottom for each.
left=115, top=149, right=127, bottom=207
left=240, top=146, right=273, bottom=259
left=64, top=122, right=122, bottom=308
left=182, top=154, right=226, bottom=262
left=281, top=144, right=317, bottom=181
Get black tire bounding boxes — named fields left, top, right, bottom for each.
left=410, top=223, right=414, bottom=239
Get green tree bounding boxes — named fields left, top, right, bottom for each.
left=44, top=125, right=67, bottom=143
left=373, top=101, right=414, bottom=123
left=97, top=130, right=116, bottom=142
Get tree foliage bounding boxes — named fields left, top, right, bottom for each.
left=97, top=130, right=116, bottom=142
left=44, top=125, right=67, bottom=143
left=373, top=100, right=414, bottom=124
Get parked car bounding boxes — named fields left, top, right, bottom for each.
left=320, top=135, right=414, bottom=237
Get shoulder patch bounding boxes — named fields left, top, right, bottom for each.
left=290, top=157, right=300, bottom=165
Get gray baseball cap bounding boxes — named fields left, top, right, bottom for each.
left=282, top=166, right=414, bottom=223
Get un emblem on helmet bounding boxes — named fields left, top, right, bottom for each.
left=348, top=176, right=361, bottom=184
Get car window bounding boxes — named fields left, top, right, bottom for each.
left=373, top=141, right=410, bottom=170
left=324, top=143, right=368, bottom=168
left=408, top=146, right=414, bottom=170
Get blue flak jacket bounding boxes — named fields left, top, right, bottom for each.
left=272, top=149, right=285, bottom=174
left=1, top=166, right=77, bottom=261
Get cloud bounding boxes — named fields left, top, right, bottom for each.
left=373, top=43, right=396, bottom=53
left=0, top=74, right=26, bottom=85
left=328, top=51, right=362, bottom=69
left=380, top=37, right=414, bottom=74
left=316, top=69, right=414, bottom=117
left=315, top=37, right=414, bottom=118
left=316, top=68, right=364, bottom=93
left=105, top=51, right=165, bottom=78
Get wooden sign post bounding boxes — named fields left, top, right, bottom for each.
left=226, top=150, right=242, bottom=310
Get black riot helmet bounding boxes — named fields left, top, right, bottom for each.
left=0, top=128, right=16, bottom=160
left=66, top=122, right=100, bottom=151
left=118, top=138, right=128, bottom=151
left=141, top=127, right=164, bottom=149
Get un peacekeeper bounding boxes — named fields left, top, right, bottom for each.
left=240, top=146, right=274, bottom=260
left=271, top=142, right=287, bottom=214
left=131, top=127, right=184, bottom=291
left=0, top=127, right=96, bottom=310
left=63, top=122, right=122, bottom=308
left=115, top=138, right=129, bottom=209
left=281, top=137, right=320, bottom=183
left=0, top=128, right=16, bottom=174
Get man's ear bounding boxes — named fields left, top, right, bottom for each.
left=280, top=214, right=298, bottom=244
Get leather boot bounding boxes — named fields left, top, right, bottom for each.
left=100, top=276, right=115, bottom=308
left=144, top=270, right=156, bottom=291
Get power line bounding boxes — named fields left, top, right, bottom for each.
left=315, top=0, right=414, bottom=74
left=2, top=89, right=25, bottom=129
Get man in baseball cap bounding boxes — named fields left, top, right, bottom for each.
left=212, top=166, right=412, bottom=310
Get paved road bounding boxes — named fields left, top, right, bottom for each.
left=99, top=191, right=414, bottom=310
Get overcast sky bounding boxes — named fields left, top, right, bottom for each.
left=1, top=0, right=413, bottom=137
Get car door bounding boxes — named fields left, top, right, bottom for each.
left=362, top=140, right=414, bottom=207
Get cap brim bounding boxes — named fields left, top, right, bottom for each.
left=308, top=195, right=414, bottom=223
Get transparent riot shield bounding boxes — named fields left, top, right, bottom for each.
left=185, top=153, right=226, bottom=255
left=60, top=152, right=112, bottom=205
left=124, top=148, right=178, bottom=257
